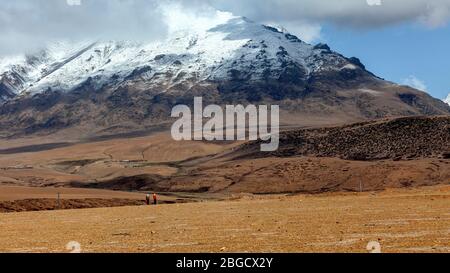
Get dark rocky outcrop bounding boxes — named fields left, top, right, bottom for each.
left=236, top=116, right=450, bottom=161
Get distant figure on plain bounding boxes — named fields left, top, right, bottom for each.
left=153, top=193, right=158, bottom=205
left=145, top=194, right=150, bottom=205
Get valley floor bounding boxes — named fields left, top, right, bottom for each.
left=0, top=185, right=449, bottom=253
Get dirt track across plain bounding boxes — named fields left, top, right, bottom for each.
left=0, top=186, right=146, bottom=201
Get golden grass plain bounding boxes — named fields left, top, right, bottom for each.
left=0, top=185, right=449, bottom=253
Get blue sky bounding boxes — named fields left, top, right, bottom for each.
left=320, top=22, right=450, bottom=100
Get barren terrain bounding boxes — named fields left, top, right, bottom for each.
left=0, top=186, right=146, bottom=201
left=0, top=185, right=449, bottom=253
left=0, top=186, right=179, bottom=212
left=0, top=116, right=448, bottom=253
left=0, top=117, right=448, bottom=196
left=0, top=186, right=228, bottom=212
left=0, top=132, right=239, bottom=187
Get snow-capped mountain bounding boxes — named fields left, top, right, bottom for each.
left=0, top=15, right=364, bottom=98
left=0, top=15, right=449, bottom=137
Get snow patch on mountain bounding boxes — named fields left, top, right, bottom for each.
left=444, top=93, right=450, bottom=106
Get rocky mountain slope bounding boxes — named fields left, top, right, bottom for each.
left=234, top=116, right=450, bottom=161
left=0, top=15, right=449, bottom=137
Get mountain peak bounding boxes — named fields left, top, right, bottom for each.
left=0, top=16, right=358, bottom=98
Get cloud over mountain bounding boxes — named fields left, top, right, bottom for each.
left=212, top=0, right=450, bottom=28
left=403, top=75, right=428, bottom=92
left=1, top=0, right=450, bottom=55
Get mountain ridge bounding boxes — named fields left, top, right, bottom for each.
left=0, top=16, right=372, bottom=97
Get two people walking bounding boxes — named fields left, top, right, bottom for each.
left=146, top=193, right=158, bottom=205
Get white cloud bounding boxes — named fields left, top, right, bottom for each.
left=266, top=21, right=323, bottom=43
left=160, top=2, right=234, bottom=35
left=0, top=0, right=168, bottom=55
left=212, top=0, right=450, bottom=29
left=1, top=0, right=450, bottom=55
left=419, top=1, right=450, bottom=27
left=402, top=75, right=428, bottom=92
